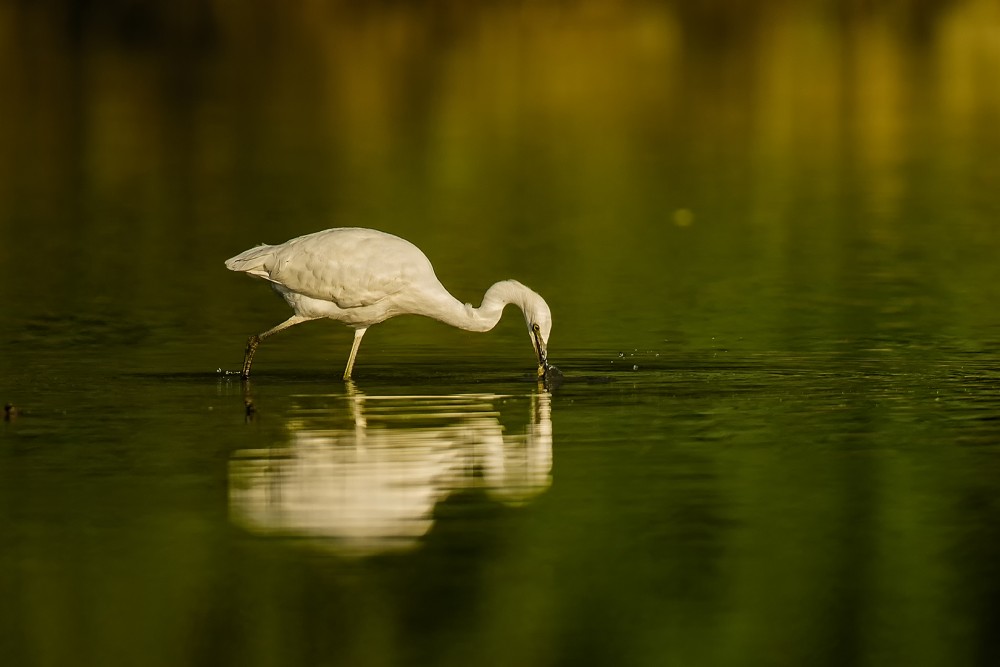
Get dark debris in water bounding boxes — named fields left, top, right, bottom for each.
left=543, top=363, right=565, bottom=391
left=542, top=363, right=614, bottom=389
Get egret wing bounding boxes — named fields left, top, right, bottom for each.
left=265, top=228, right=434, bottom=308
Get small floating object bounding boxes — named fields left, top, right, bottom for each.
left=542, top=362, right=565, bottom=390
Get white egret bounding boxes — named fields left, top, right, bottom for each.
left=225, top=227, right=553, bottom=380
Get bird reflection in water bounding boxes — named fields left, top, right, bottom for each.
left=229, top=384, right=552, bottom=556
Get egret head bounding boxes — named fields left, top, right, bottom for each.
left=483, top=279, right=553, bottom=374
left=520, top=288, right=552, bottom=372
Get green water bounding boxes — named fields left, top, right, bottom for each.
left=3, top=2, right=1000, bottom=666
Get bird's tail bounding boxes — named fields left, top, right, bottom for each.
left=225, top=244, right=274, bottom=279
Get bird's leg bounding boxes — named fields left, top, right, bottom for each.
left=240, top=315, right=310, bottom=379
left=242, top=334, right=261, bottom=378
left=343, top=327, right=368, bottom=381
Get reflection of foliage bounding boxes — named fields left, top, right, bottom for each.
left=0, top=0, right=997, bottom=355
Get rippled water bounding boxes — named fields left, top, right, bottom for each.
left=3, top=2, right=1000, bottom=666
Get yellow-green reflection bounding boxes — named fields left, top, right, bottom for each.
left=1, top=2, right=999, bottom=666
left=229, top=385, right=552, bottom=556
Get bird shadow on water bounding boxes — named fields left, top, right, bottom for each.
left=227, top=379, right=554, bottom=557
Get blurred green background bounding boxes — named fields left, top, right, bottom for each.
left=3, top=0, right=998, bottom=361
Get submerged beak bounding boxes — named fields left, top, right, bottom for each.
left=531, top=328, right=548, bottom=376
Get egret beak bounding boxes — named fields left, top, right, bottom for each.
left=531, top=328, right=548, bottom=376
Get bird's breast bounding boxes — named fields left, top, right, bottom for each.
left=276, top=285, right=399, bottom=328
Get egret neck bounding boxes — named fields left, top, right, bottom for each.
left=411, top=279, right=551, bottom=370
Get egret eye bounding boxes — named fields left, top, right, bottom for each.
left=532, top=323, right=541, bottom=333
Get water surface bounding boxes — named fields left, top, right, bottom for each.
left=2, top=2, right=1000, bottom=666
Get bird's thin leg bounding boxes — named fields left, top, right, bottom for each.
left=242, top=315, right=309, bottom=379
left=343, top=327, right=368, bottom=381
